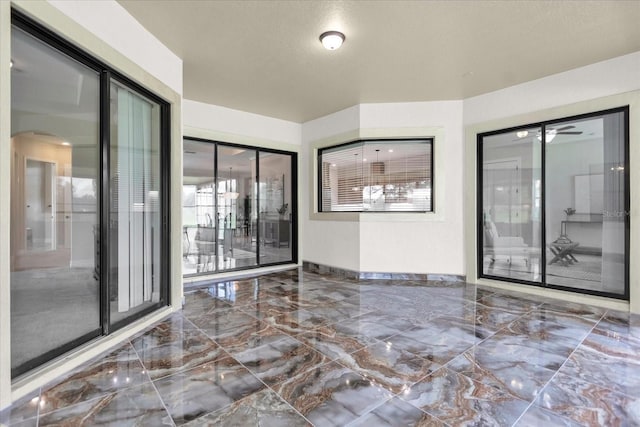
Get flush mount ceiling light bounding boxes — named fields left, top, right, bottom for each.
left=320, top=31, right=345, bottom=50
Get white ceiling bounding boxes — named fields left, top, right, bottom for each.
left=118, top=0, right=640, bottom=123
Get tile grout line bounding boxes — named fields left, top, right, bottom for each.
left=508, top=308, right=608, bottom=426
left=127, top=337, right=177, bottom=427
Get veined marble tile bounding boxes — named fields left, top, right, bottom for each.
left=216, top=323, right=294, bottom=355
left=188, top=309, right=266, bottom=345
left=473, top=330, right=575, bottom=371
left=153, top=356, right=266, bottom=425
left=594, top=310, right=640, bottom=348
left=296, top=322, right=380, bottom=361
left=39, top=343, right=149, bottom=414
left=346, top=311, right=418, bottom=340
left=264, top=309, right=332, bottom=335
left=305, top=286, right=361, bottom=302
left=339, top=341, right=441, bottom=394
left=276, top=361, right=393, bottom=426
left=514, top=405, right=585, bottom=427
left=561, top=336, right=640, bottom=397
left=38, top=383, right=172, bottom=427
left=346, top=397, right=446, bottom=427
left=455, top=302, right=522, bottom=333
left=505, top=310, right=595, bottom=347
left=0, top=418, right=37, bottom=427
left=0, top=392, right=39, bottom=426
left=303, top=298, right=373, bottom=324
left=182, top=389, right=310, bottom=426
left=534, top=372, right=640, bottom=426
left=232, top=335, right=327, bottom=387
left=446, top=350, right=556, bottom=401
left=237, top=296, right=307, bottom=320
left=476, top=293, right=541, bottom=314
left=131, top=323, right=226, bottom=380
left=388, top=325, right=476, bottom=365
left=402, top=367, right=529, bottom=427
left=416, top=314, right=496, bottom=343
left=537, top=300, right=606, bottom=322
left=182, top=290, right=233, bottom=317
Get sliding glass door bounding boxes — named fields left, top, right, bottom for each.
left=182, top=138, right=296, bottom=276
left=479, top=108, right=628, bottom=298
left=109, top=81, right=164, bottom=326
left=10, top=25, right=101, bottom=376
left=480, top=126, right=542, bottom=283
left=10, top=13, right=170, bottom=377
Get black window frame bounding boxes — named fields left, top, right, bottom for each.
left=317, top=138, right=435, bottom=213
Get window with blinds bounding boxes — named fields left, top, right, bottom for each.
left=318, top=139, right=433, bottom=212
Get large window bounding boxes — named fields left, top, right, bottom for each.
left=182, top=138, right=297, bottom=276
left=479, top=108, right=628, bottom=299
left=10, top=12, right=169, bottom=377
left=318, top=139, right=433, bottom=212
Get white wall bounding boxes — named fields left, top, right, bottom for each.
left=464, top=51, right=640, bottom=125
left=302, top=101, right=465, bottom=275
left=49, top=0, right=182, bottom=95
left=301, top=106, right=362, bottom=272
left=183, top=99, right=301, bottom=146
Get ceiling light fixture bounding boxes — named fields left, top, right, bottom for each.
left=516, top=130, right=528, bottom=138
left=320, top=31, right=345, bottom=50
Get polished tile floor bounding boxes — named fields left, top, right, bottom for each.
left=3, top=268, right=640, bottom=426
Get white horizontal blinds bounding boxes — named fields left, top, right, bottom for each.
left=320, top=139, right=432, bottom=212
left=378, top=141, right=432, bottom=211
left=321, top=142, right=365, bottom=211
left=115, top=84, right=158, bottom=312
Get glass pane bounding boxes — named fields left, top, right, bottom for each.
left=109, top=80, right=163, bottom=325
left=217, top=146, right=257, bottom=271
left=481, top=126, right=542, bottom=282
left=183, top=140, right=216, bottom=274
left=545, top=112, right=626, bottom=295
left=319, top=140, right=432, bottom=212
left=258, top=152, right=293, bottom=264
left=10, top=27, right=100, bottom=374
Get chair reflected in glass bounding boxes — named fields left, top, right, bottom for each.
left=194, top=225, right=216, bottom=272
left=484, top=219, right=531, bottom=267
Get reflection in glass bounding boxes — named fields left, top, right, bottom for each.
left=109, top=80, right=162, bottom=325
left=10, top=26, right=101, bottom=374
left=259, top=152, right=293, bottom=263
left=217, top=146, right=258, bottom=271
left=545, top=112, right=626, bottom=295
left=481, top=127, right=542, bottom=283
left=182, top=141, right=216, bottom=274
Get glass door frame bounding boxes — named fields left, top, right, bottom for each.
left=11, top=10, right=171, bottom=377
left=182, top=136, right=298, bottom=277
left=477, top=106, right=630, bottom=300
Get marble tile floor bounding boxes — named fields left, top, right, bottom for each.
left=2, top=268, right=640, bottom=426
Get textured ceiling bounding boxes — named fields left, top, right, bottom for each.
left=118, top=0, right=640, bottom=123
